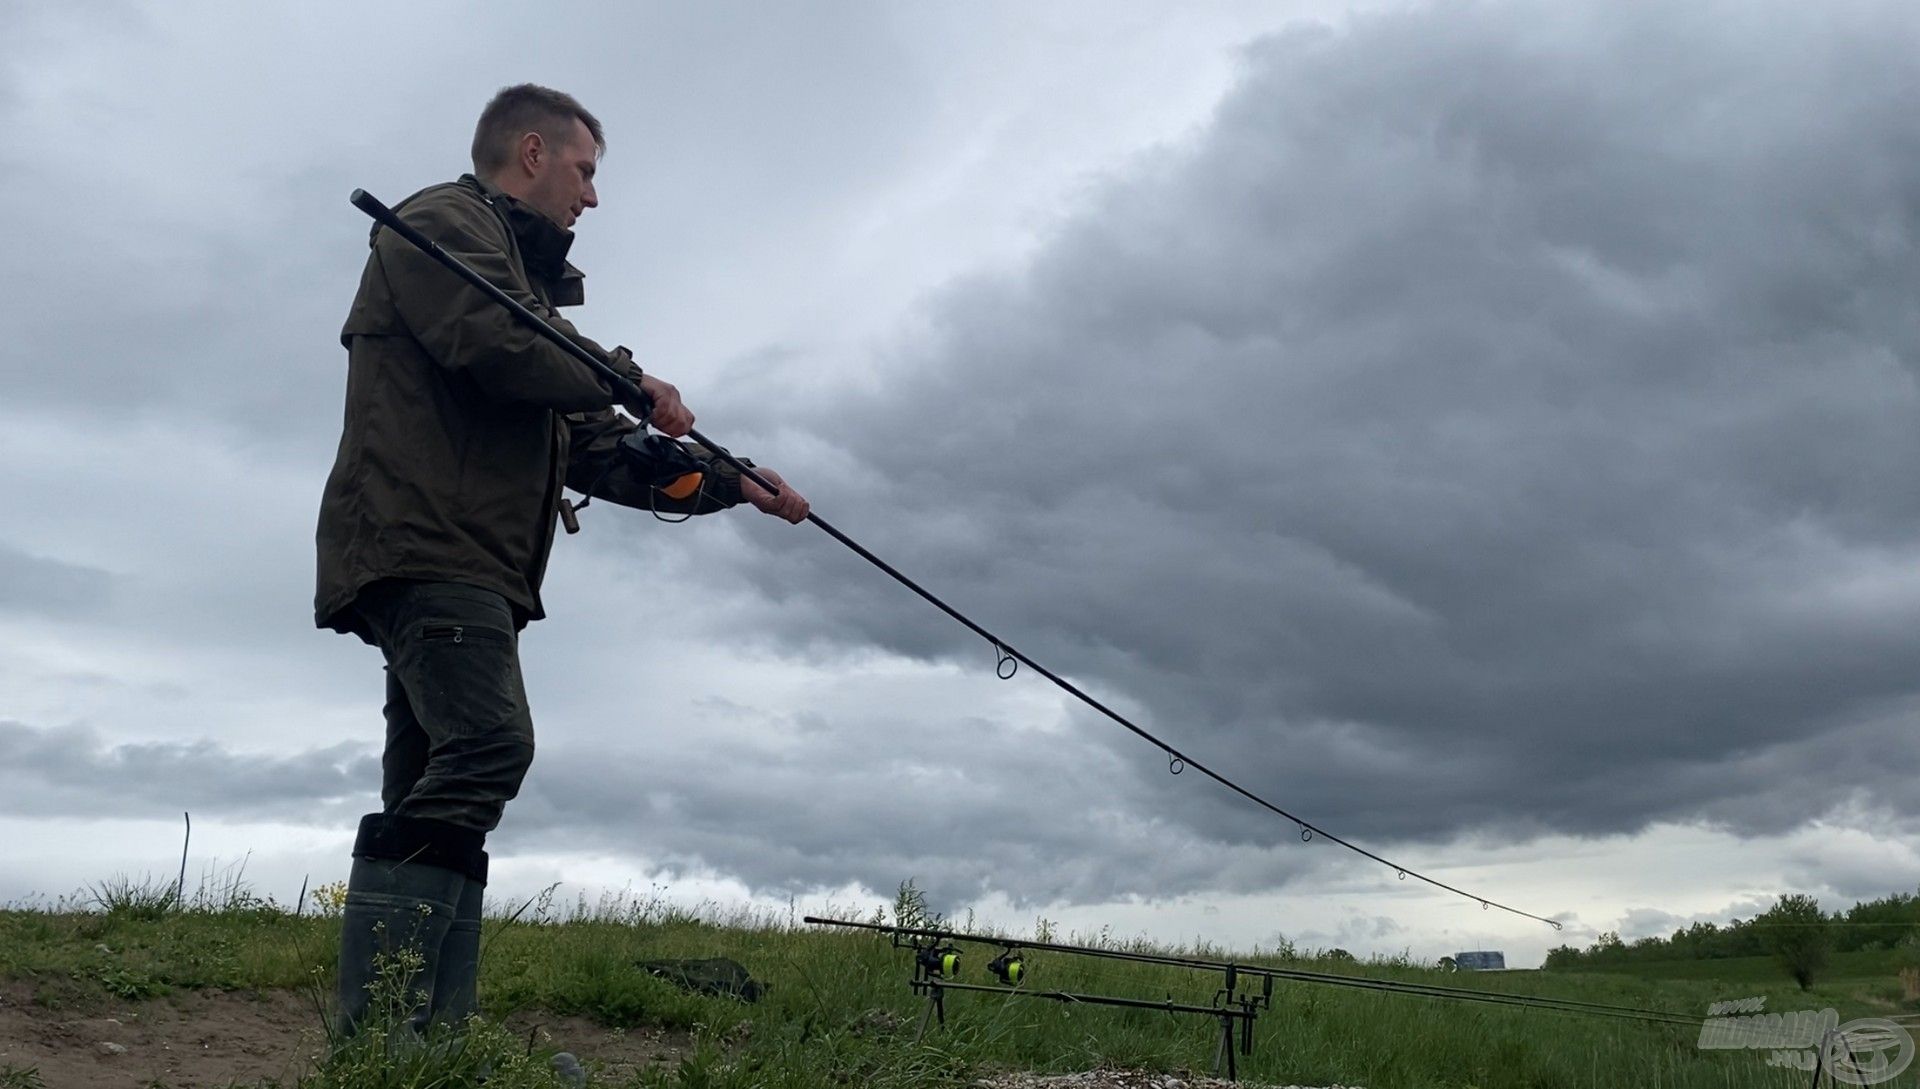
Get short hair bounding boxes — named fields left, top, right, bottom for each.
left=471, top=84, right=605, bottom=177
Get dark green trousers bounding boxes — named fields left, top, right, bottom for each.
left=352, top=579, right=535, bottom=833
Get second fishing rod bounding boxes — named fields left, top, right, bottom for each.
left=349, top=187, right=1560, bottom=929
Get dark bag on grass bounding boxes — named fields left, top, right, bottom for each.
left=635, top=957, right=767, bottom=1003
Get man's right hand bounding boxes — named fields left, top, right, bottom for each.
left=741, top=467, right=810, bottom=523
left=627, top=373, right=694, bottom=437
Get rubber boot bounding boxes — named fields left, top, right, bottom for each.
left=429, top=868, right=485, bottom=1028
left=335, top=854, right=466, bottom=1038
left=334, top=813, right=487, bottom=1040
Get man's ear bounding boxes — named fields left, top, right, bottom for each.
left=518, top=130, right=546, bottom=174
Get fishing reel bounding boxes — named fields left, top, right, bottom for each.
left=916, top=944, right=962, bottom=979
left=617, top=430, right=709, bottom=501
left=562, top=430, right=715, bottom=534
left=987, top=949, right=1026, bottom=986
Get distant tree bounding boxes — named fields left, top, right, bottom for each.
left=1589, top=931, right=1625, bottom=962
left=1837, top=891, right=1920, bottom=953
left=1628, top=935, right=1667, bottom=961
left=1676, top=920, right=1721, bottom=960
left=1723, top=916, right=1768, bottom=958
left=1895, top=933, right=1920, bottom=971
left=1537, top=890, right=1915, bottom=972
left=1758, top=893, right=1831, bottom=991
left=1543, top=944, right=1583, bottom=970
left=1894, top=934, right=1920, bottom=1002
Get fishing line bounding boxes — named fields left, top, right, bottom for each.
left=705, top=437, right=1561, bottom=926
left=716, top=442, right=1561, bottom=927
left=353, top=188, right=1562, bottom=928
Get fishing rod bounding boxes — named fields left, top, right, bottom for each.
left=350, top=187, right=1561, bottom=928
left=806, top=916, right=1700, bottom=1029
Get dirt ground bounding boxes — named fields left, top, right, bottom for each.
left=0, top=983, right=1359, bottom=1089
left=972, top=1074, right=1361, bottom=1089
left=0, top=983, right=690, bottom=1088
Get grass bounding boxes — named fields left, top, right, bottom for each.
left=1579, top=948, right=1903, bottom=985
left=1, top=875, right=1913, bottom=1088
left=305, top=945, right=588, bottom=1089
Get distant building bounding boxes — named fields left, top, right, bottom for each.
left=1451, top=950, right=1506, bottom=971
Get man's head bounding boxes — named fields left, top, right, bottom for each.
left=471, top=84, right=604, bottom=230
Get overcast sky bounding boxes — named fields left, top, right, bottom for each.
left=4, top=0, right=1920, bottom=969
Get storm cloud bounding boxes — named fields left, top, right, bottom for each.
left=0, top=719, right=375, bottom=820
left=696, top=0, right=1920, bottom=858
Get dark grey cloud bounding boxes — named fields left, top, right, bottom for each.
left=685, top=0, right=1920, bottom=873
left=0, top=719, right=376, bottom=820
left=499, top=696, right=1346, bottom=908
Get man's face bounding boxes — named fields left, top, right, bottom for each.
left=523, top=117, right=599, bottom=230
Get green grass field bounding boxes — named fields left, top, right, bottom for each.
left=1578, top=948, right=1902, bottom=985
left=0, top=882, right=1911, bottom=1088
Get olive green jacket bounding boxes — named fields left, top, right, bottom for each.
left=315, top=174, right=740, bottom=633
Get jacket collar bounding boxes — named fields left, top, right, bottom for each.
left=462, top=174, right=588, bottom=307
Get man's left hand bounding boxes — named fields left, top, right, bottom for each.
left=741, top=467, right=809, bottom=524
left=634, top=373, right=694, bottom=437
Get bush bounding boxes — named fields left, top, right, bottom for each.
left=1758, top=893, right=1830, bottom=991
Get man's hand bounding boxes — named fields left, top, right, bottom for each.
left=741, top=467, right=809, bottom=524
left=627, top=373, right=693, bottom=437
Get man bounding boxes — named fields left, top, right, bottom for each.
left=315, top=83, right=808, bottom=1038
